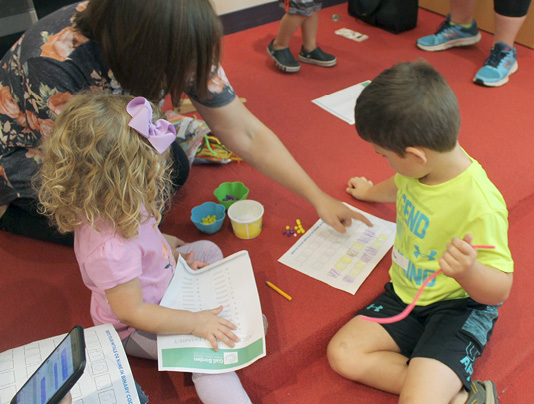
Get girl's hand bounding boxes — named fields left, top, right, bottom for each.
left=181, top=251, right=208, bottom=270
left=346, top=177, right=374, bottom=201
left=439, top=234, right=477, bottom=279
left=191, top=306, right=240, bottom=351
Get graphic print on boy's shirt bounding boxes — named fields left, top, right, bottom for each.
left=394, top=191, right=439, bottom=288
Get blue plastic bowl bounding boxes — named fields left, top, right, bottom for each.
left=191, top=202, right=226, bottom=234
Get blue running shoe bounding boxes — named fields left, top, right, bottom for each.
left=417, top=15, right=481, bottom=51
left=474, top=42, right=518, bottom=87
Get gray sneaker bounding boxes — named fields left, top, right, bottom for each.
left=267, top=40, right=300, bottom=73
left=298, top=46, right=337, bottom=67
left=465, top=380, right=498, bottom=404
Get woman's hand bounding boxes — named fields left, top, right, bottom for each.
left=191, top=306, right=239, bottom=351
left=315, top=194, right=372, bottom=233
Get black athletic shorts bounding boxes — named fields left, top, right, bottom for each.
left=357, top=282, right=500, bottom=390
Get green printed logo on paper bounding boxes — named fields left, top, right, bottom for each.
left=161, top=338, right=264, bottom=370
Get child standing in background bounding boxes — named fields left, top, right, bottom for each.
left=267, top=0, right=336, bottom=73
left=327, top=60, right=513, bottom=404
left=39, top=92, right=253, bottom=404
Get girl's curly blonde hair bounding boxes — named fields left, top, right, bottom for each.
left=38, top=91, right=174, bottom=239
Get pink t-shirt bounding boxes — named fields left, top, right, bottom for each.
left=74, top=215, right=175, bottom=339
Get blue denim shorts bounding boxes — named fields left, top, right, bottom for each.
left=280, top=0, right=322, bottom=17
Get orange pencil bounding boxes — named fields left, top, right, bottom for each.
left=266, top=281, right=292, bottom=301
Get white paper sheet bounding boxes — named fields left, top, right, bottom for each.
left=311, top=80, right=371, bottom=124
left=0, top=324, right=140, bottom=404
left=157, top=251, right=266, bottom=374
left=279, top=204, right=396, bottom=294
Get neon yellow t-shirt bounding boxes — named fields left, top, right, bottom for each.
left=391, top=156, right=513, bottom=305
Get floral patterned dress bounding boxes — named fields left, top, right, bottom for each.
left=0, top=1, right=235, bottom=206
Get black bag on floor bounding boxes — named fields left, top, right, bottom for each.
left=348, top=0, right=418, bottom=34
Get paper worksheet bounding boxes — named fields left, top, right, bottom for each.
left=157, top=251, right=266, bottom=374
left=0, top=324, right=140, bottom=404
left=311, top=80, right=371, bottom=124
left=279, top=204, right=396, bottom=294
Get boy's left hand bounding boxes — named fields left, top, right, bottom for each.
left=439, top=234, right=477, bottom=279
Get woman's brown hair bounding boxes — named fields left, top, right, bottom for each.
left=74, top=0, right=223, bottom=106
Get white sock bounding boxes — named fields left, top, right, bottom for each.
left=192, top=372, right=252, bottom=404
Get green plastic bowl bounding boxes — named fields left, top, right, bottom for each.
left=213, top=181, right=249, bottom=209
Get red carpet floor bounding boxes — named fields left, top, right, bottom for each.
left=2, top=4, right=534, bottom=403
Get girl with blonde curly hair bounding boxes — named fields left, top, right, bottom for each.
left=39, top=92, right=253, bottom=404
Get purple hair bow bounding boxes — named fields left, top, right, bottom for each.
left=126, top=97, right=176, bottom=154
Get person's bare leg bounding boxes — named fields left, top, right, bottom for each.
left=327, top=316, right=408, bottom=394
left=328, top=317, right=471, bottom=404
left=449, top=0, right=476, bottom=25
left=493, top=12, right=527, bottom=46
left=301, top=11, right=318, bottom=52
left=400, top=357, right=468, bottom=404
left=273, top=13, right=306, bottom=50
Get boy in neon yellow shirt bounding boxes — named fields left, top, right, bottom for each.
left=327, top=60, right=513, bottom=404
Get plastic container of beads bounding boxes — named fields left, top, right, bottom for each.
left=213, top=181, right=249, bottom=210
left=227, top=200, right=264, bottom=239
left=190, top=202, right=226, bottom=234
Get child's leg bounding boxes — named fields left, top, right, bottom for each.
left=296, top=4, right=336, bottom=66
left=327, top=316, right=408, bottom=394
left=301, top=10, right=319, bottom=52
left=122, top=329, right=158, bottom=359
left=175, top=241, right=252, bottom=403
left=192, top=372, right=252, bottom=404
left=273, top=12, right=307, bottom=49
left=273, top=0, right=321, bottom=49
left=176, top=240, right=223, bottom=265
left=328, top=283, right=417, bottom=393
left=123, top=331, right=252, bottom=404
left=328, top=320, right=469, bottom=403
left=400, top=357, right=467, bottom=404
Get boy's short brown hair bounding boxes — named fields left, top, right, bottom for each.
left=355, top=59, right=460, bottom=155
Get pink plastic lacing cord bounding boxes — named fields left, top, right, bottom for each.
left=360, top=245, right=495, bottom=324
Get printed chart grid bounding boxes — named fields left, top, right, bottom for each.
left=279, top=205, right=396, bottom=294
